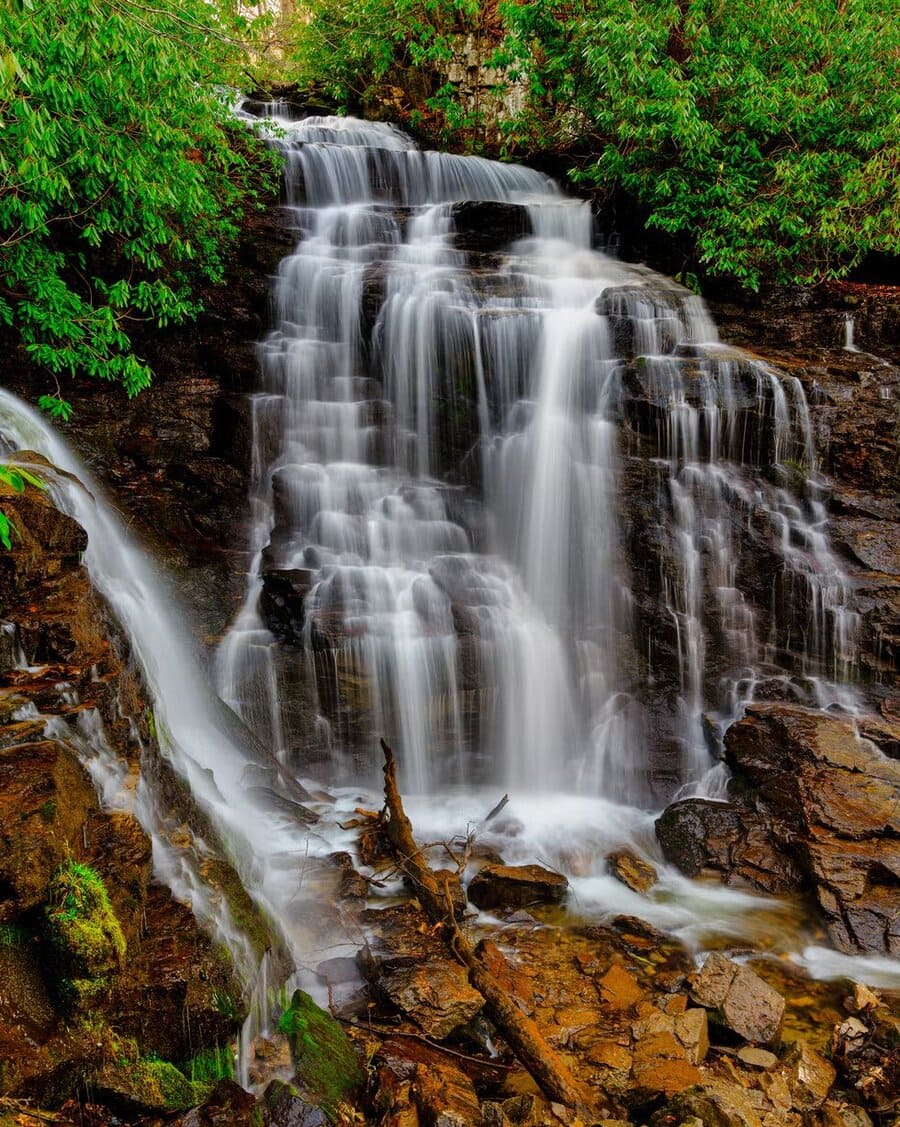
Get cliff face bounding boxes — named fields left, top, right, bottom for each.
left=707, top=282, right=900, bottom=693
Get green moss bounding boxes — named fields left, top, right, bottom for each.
left=45, top=859, right=126, bottom=1006
left=188, top=1044, right=235, bottom=1101
left=97, top=1055, right=196, bottom=1112
left=277, top=989, right=363, bottom=1120
left=0, top=923, right=27, bottom=949
left=38, top=797, right=57, bottom=824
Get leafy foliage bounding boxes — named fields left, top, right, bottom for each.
left=0, top=461, right=43, bottom=548
left=282, top=0, right=899, bottom=286
left=494, top=0, right=899, bottom=286
left=283, top=0, right=480, bottom=110
left=0, top=0, right=277, bottom=400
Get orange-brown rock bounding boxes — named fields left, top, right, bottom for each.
left=598, top=965, right=644, bottom=1012
left=606, top=849, right=658, bottom=894
left=0, top=739, right=98, bottom=919
left=359, top=904, right=484, bottom=1038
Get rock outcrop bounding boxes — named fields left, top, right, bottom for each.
left=0, top=466, right=260, bottom=1111
left=657, top=703, right=900, bottom=954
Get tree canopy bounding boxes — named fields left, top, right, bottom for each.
left=285, top=0, right=899, bottom=288
left=0, top=0, right=276, bottom=414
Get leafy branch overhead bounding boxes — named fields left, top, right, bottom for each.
left=283, top=0, right=899, bottom=288
left=0, top=0, right=279, bottom=405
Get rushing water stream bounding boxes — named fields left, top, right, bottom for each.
left=1, top=105, right=897, bottom=1045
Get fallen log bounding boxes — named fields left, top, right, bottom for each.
left=378, top=739, right=601, bottom=1117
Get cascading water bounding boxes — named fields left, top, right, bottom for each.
left=221, top=109, right=862, bottom=805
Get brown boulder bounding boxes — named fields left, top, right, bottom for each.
left=606, top=849, right=658, bottom=894
left=378, top=958, right=484, bottom=1040
left=467, top=864, right=568, bottom=910
left=0, top=740, right=98, bottom=920
left=691, top=953, right=785, bottom=1045
left=654, top=797, right=803, bottom=893
left=359, top=904, right=483, bottom=1038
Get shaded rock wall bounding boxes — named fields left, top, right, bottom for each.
left=3, top=200, right=293, bottom=644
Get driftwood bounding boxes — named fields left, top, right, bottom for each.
left=378, top=739, right=600, bottom=1116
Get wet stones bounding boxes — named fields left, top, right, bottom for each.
left=606, top=849, right=658, bottom=894
left=691, top=953, right=785, bottom=1045
left=451, top=201, right=531, bottom=253
left=778, top=1040, right=836, bottom=1110
left=359, top=904, right=484, bottom=1038
left=467, top=863, right=569, bottom=910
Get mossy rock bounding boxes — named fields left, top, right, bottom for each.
left=92, top=1055, right=195, bottom=1114
left=44, top=860, right=126, bottom=1006
left=277, top=990, right=363, bottom=1119
left=187, top=1043, right=236, bottom=1102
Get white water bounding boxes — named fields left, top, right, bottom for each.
left=222, top=111, right=863, bottom=801
left=0, top=397, right=354, bottom=1030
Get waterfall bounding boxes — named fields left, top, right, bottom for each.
left=0, top=109, right=881, bottom=1001
left=0, top=391, right=338, bottom=997
left=222, top=110, right=860, bottom=801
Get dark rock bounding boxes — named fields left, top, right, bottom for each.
left=263, top=1078, right=328, bottom=1127
left=173, top=1080, right=263, bottom=1126
left=260, top=569, right=315, bottom=647
left=326, top=851, right=369, bottom=901
left=467, top=863, right=568, bottom=910
left=654, top=797, right=803, bottom=893
left=451, top=201, right=531, bottom=252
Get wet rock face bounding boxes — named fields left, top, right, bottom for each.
left=654, top=797, right=805, bottom=893
left=4, top=201, right=292, bottom=642
left=657, top=703, right=900, bottom=954
left=451, top=200, right=531, bottom=252
left=467, top=863, right=569, bottom=910
left=0, top=470, right=246, bottom=1108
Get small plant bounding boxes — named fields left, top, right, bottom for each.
left=0, top=461, right=44, bottom=548
left=188, top=1044, right=236, bottom=1101
left=45, top=859, right=126, bottom=1007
